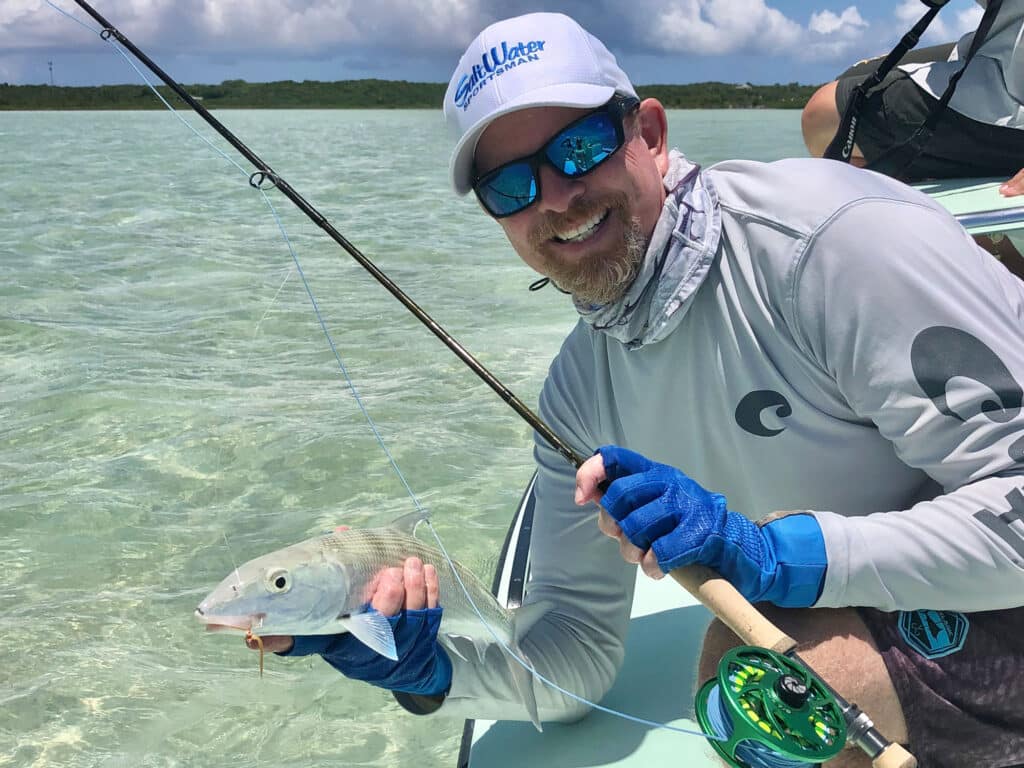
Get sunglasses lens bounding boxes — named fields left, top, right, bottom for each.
left=476, top=161, right=537, bottom=217
left=472, top=100, right=631, bottom=218
left=546, top=111, right=620, bottom=177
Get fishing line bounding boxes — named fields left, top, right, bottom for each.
left=419, top=518, right=721, bottom=740
left=704, top=686, right=809, bottom=768
left=47, top=0, right=425, bottom=508
left=53, top=0, right=721, bottom=745
left=222, top=531, right=243, bottom=590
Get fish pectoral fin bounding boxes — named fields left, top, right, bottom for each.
left=441, top=632, right=489, bottom=663
left=512, top=599, right=554, bottom=645
left=339, top=611, right=398, bottom=661
left=440, top=635, right=470, bottom=662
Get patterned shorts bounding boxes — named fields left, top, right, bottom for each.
left=858, top=606, right=1024, bottom=768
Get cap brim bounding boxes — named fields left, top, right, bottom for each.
left=449, top=82, right=617, bottom=196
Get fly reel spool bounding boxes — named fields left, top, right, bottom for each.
left=695, top=646, right=848, bottom=768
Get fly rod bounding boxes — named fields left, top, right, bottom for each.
left=69, top=3, right=915, bottom=765
left=69, top=0, right=584, bottom=473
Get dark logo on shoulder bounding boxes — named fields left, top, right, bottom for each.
left=911, top=326, right=1022, bottom=424
left=735, top=390, right=792, bottom=437
left=898, top=609, right=969, bottom=660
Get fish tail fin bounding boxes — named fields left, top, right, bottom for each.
left=508, top=641, right=542, bottom=733
left=508, top=599, right=552, bottom=733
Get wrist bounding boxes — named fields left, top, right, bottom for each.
left=760, top=513, right=828, bottom=607
left=393, top=690, right=447, bottom=715
left=392, top=646, right=452, bottom=697
left=280, top=635, right=331, bottom=657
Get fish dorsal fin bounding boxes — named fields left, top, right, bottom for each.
left=388, top=509, right=429, bottom=538
left=339, top=610, right=398, bottom=661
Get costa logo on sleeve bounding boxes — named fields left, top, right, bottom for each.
left=735, top=390, right=793, bottom=437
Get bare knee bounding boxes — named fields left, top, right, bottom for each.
left=802, top=81, right=842, bottom=157
left=697, top=615, right=742, bottom=687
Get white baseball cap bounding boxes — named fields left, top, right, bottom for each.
left=444, top=13, right=637, bottom=195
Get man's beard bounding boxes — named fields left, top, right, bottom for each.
left=529, top=192, right=648, bottom=305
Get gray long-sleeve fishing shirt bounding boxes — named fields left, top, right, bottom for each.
left=436, top=156, right=1024, bottom=724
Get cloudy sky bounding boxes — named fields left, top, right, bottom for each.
left=2, top=0, right=984, bottom=87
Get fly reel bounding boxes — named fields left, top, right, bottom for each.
left=695, top=646, right=847, bottom=768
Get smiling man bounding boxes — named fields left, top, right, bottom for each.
left=258, top=13, right=1024, bottom=768
left=439, top=12, right=1024, bottom=768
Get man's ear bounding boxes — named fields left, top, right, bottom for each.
left=636, top=98, right=669, bottom=176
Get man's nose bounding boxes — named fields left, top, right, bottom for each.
left=536, top=164, right=585, bottom=214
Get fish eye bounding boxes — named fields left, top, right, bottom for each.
left=264, top=568, right=291, bottom=594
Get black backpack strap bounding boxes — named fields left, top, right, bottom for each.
left=824, top=0, right=946, bottom=161
left=867, top=0, right=1005, bottom=177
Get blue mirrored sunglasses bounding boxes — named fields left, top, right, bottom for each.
left=472, top=96, right=641, bottom=219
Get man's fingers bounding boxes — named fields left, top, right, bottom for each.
left=371, top=566, right=405, bottom=616
left=619, top=536, right=646, bottom=565
left=599, top=507, right=646, bottom=564
left=640, top=548, right=665, bottom=580
left=575, top=454, right=607, bottom=505
left=598, top=507, right=623, bottom=539
left=367, top=559, right=439, bottom=615
left=1000, top=168, right=1024, bottom=197
left=403, top=557, right=426, bottom=611
left=424, top=563, right=440, bottom=609
left=247, top=634, right=293, bottom=653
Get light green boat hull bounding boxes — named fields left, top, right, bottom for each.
left=915, top=177, right=1024, bottom=235
left=467, top=574, right=718, bottom=767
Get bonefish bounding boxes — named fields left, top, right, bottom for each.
left=196, top=512, right=546, bottom=729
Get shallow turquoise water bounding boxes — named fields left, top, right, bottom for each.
left=0, top=107, right=805, bottom=767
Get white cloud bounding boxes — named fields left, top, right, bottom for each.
left=895, top=0, right=983, bottom=44
left=953, top=3, right=986, bottom=36
left=0, top=0, right=992, bottom=84
left=800, top=5, right=870, bottom=61
left=646, top=1, right=879, bottom=63
left=1, top=0, right=480, bottom=55
left=809, top=6, right=866, bottom=35
left=650, top=0, right=802, bottom=55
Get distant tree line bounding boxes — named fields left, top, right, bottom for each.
left=640, top=82, right=816, bottom=109
left=0, top=79, right=819, bottom=110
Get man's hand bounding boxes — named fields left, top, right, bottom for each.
left=577, top=455, right=659, bottom=578
left=244, top=557, right=441, bottom=656
left=577, top=445, right=829, bottom=608
left=245, top=633, right=294, bottom=654
left=1001, top=169, right=1024, bottom=197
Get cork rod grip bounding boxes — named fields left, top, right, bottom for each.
left=668, top=564, right=797, bottom=654
left=872, top=743, right=917, bottom=768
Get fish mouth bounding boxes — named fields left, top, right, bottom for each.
left=194, top=607, right=266, bottom=634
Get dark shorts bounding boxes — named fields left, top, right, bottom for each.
left=858, top=605, right=1024, bottom=768
left=834, top=69, right=1024, bottom=180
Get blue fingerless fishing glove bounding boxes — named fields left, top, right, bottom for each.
left=598, top=446, right=828, bottom=608
left=283, top=607, right=452, bottom=697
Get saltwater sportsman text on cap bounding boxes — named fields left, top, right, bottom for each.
left=444, top=12, right=638, bottom=195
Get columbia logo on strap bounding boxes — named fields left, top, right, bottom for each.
left=453, top=39, right=546, bottom=110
